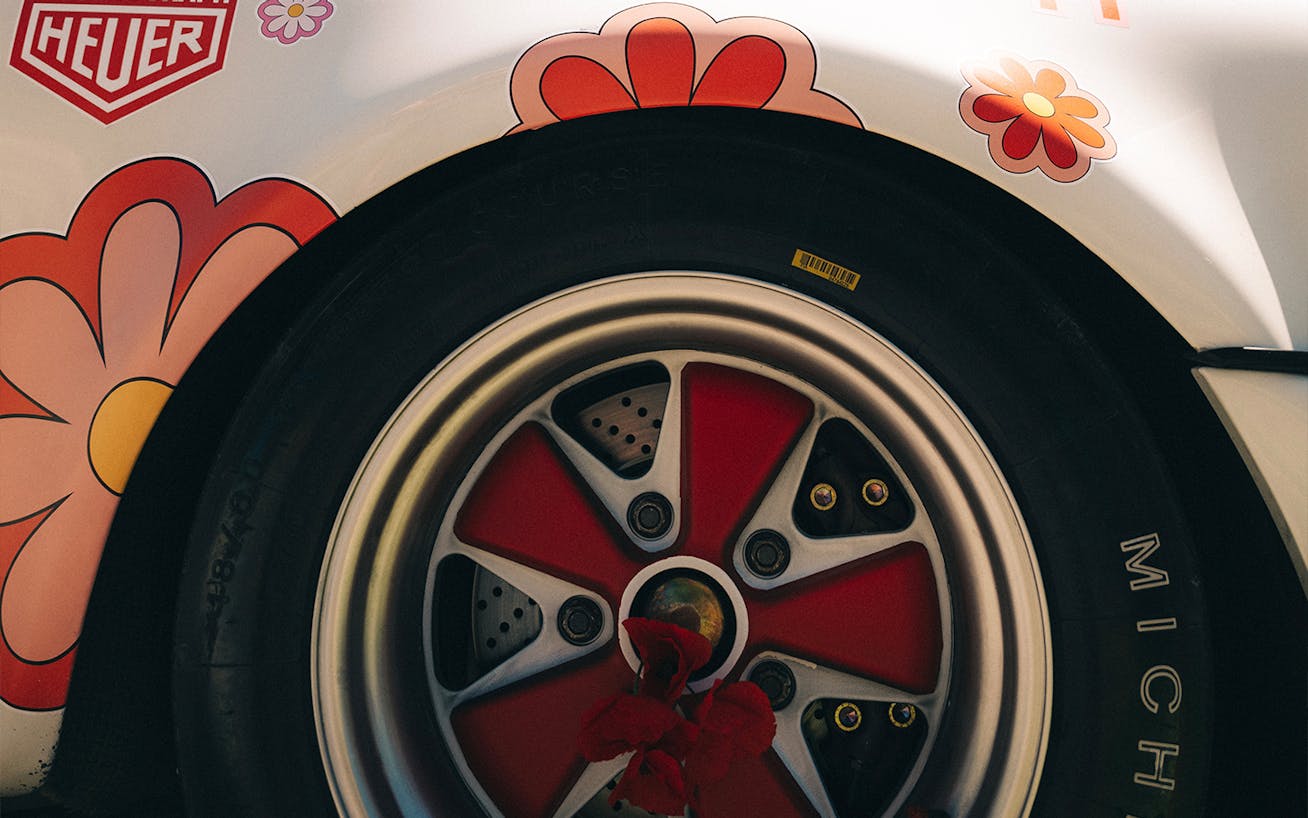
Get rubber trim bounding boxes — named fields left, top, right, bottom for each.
left=1190, top=347, right=1308, bottom=375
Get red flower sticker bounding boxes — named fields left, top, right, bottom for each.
left=960, top=53, right=1116, bottom=183
left=509, top=3, right=861, bottom=133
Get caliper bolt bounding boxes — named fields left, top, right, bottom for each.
left=809, top=482, right=837, bottom=511
left=747, top=660, right=796, bottom=711
left=627, top=492, right=673, bottom=539
left=557, top=596, right=603, bottom=645
left=861, top=478, right=890, bottom=507
left=743, top=530, right=790, bottom=579
left=834, top=701, right=862, bottom=732
left=889, top=702, right=917, bottom=728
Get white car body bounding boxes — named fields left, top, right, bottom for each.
left=1, top=0, right=1304, bottom=801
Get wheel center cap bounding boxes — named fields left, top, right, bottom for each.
left=640, top=575, right=726, bottom=649
left=619, top=556, right=750, bottom=691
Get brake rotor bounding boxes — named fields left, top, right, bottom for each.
left=571, top=382, right=668, bottom=475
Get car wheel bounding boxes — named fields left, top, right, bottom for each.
left=173, top=117, right=1209, bottom=817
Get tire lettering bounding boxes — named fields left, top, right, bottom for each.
left=1120, top=533, right=1169, bottom=590
left=1140, top=665, right=1182, bottom=714
left=1132, top=740, right=1179, bottom=791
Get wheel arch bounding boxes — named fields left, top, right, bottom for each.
left=44, top=108, right=1302, bottom=815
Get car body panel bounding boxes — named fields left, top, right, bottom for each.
left=1194, top=368, right=1308, bottom=590
left=1, top=0, right=1304, bottom=797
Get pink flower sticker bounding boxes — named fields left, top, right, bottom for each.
left=0, top=158, right=335, bottom=710
left=960, top=53, right=1117, bottom=183
left=509, top=3, right=862, bottom=133
left=258, top=0, right=334, bottom=45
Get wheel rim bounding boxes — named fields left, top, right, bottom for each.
left=313, top=273, right=1051, bottom=817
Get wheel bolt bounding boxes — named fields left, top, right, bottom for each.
left=627, top=492, right=673, bottom=539
left=747, top=660, right=796, bottom=711
left=833, top=701, right=862, bottom=732
left=743, top=530, right=790, bottom=578
left=809, top=482, right=837, bottom=511
left=889, top=702, right=917, bottom=728
left=557, top=596, right=603, bottom=645
left=862, top=478, right=890, bottom=507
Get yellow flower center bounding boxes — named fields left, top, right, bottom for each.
left=88, top=378, right=174, bottom=494
left=1022, top=92, right=1056, bottom=118
left=287, top=3, right=305, bottom=16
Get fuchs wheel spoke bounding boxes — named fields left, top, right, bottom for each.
left=541, top=359, right=687, bottom=552
left=433, top=542, right=614, bottom=708
left=453, top=421, right=646, bottom=602
left=691, top=750, right=819, bottom=818
left=747, top=543, right=942, bottom=694
left=745, top=652, right=940, bottom=818
left=450, top=648, right=633, bottom=818
left=548, top=756, right=629, bottom=818
left=678, top=363, right=814, bottom=564
left=732, top=408, right=934, bottom=589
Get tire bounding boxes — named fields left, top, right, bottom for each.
left=173, top=114, right=1212, bottom=818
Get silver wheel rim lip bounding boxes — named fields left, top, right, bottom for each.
left=313, top=272, right=1052, bottom=817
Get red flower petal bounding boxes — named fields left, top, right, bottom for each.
left=653, top=713, right=701, bottom=761
left=625, top=617, right=713, bottom=702
left=626, top=17, right=694, bottom=108
left=1001, top=115, right=1042, bottom=161
left=685, top=727, right=737, bottom=786
left=972, top=93, right=1025, bottom=123
left=611, top=748, right=688, bottom=816
left=685, top=680, right=776, bottom=787
left=539, top=56, right=637, bottom=121
left=577, top=692, right=685, bottom=761
left=1042, top=124, right=1079, bottom=169
left=691, top=35, right=785, bottom=108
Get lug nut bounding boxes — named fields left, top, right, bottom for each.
left=557, top=596, right=603, bottom=645
left=833, top=701, right=862, bottom=732
left=809, top=482, right=837, bottom=511
left=743, top=530, right=790, bottom=578
left=889, top=702, right=917, bottom=728
left=748, top=660, right=796, bottom=711
left=862, top=478, right=890, bottom=507
left=627, top=492, right=673, bottom=539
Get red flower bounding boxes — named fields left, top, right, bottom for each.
left=576, top=618, right=775, bottom=816
left=626, top=617, right=713, bottom=702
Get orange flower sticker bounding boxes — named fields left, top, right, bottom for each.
left=960, top=53, right=1116, bottom=183
left=509, top=3, right=861, bottom=133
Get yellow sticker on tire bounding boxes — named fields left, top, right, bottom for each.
left=792, top=249, right=861, bottom=291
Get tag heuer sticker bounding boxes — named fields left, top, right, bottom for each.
left=10, top=0, right=236, bottom=124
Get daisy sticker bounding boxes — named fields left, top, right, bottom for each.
left=0, top=158, right=336, bottom=710
left=960, top=53, right=1116, bottom=183
left=258, top=0, right=334, bottom=45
